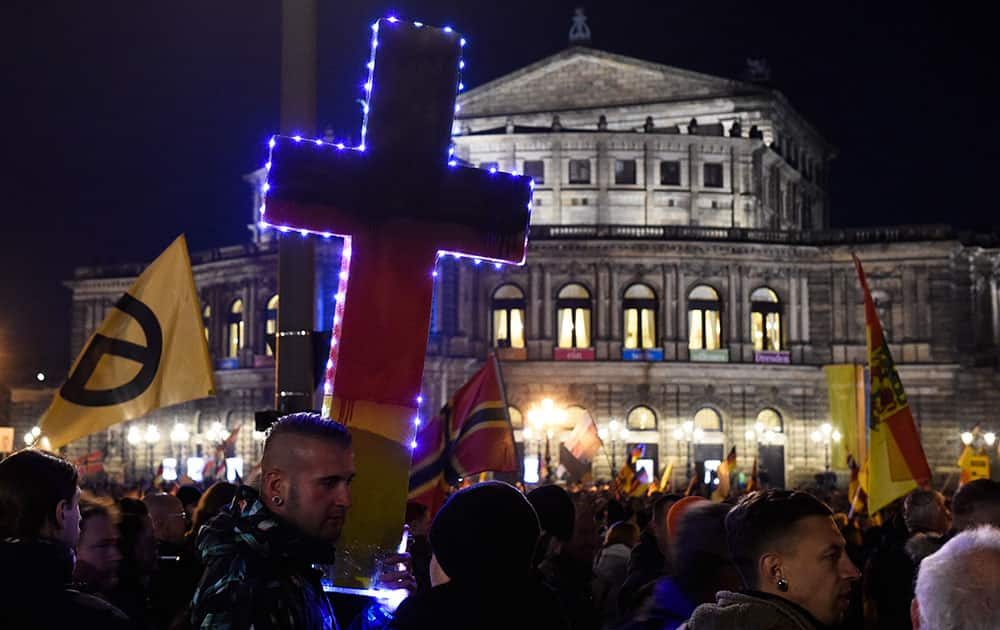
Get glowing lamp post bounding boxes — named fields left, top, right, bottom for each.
left=170, top=422, right=189, bottom=464
left=527, top=398, right=567, bottom=484
left=144, top=424, right=160, bottom=479
left=599, top=420, right=630, bottom=470
left=810, top=422, right=841, bottom=472
left=672, top=420, right=704, bottom=480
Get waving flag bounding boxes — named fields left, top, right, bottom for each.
left=408, top=356, right=516, bottom=514
left=39, top=236, right=214, bottom=449
left=854, top=255, right=931, bottom=513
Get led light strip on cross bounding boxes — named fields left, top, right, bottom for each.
left=257, top=15, right=534, bottom=457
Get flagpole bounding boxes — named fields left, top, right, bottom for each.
left=490, top=353, right=521, bottom=482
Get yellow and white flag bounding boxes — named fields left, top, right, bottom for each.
left=40, top=236, right=214, bottom=448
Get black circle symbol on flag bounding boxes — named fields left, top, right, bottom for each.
left=60, top=293, right=163, bottom=407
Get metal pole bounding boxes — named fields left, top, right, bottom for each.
left=275, top=0, right=318, bottom=414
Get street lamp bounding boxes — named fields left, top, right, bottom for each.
left=600, top=419, right=630, bottom=470
left=672, top=420, right=702, bottom=480
left=811, top=422, right=841, bottom=472
left=527, top=398, right=567, bottom=484
left=170, top=422, right=189, bottom=463
left=144, top=424, right=161, bottom=480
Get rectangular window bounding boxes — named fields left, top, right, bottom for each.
left=523, top=160, right=545, bottom=185
left=615, top=159, right=637, bottom=185
left=660, top=161, right=681, bottom=186
left=703, top=163, right=724, bottom=188
left=558, top=307, right=591, bottom=348
left=625, top=308, right=657, bottom=349
left=479, top=161, right=499, bottom=172
left=568, top=159, right=591, bottom=184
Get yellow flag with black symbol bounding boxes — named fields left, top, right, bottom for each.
left=40, top=236, right=215, bottom=448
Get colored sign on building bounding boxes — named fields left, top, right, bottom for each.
left=754, top=350, right=791, bottom=364
left=554, top=348, right=596, bottom=361
left=623, top=349, right=664, bottom=361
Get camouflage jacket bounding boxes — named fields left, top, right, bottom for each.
left=190, top=485, right=339, bottom=629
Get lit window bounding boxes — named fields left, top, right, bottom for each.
left=202, top=303, right=211, bottom=345
left=688, top=285, right=722, bottom=350
left=750, top=287, right=781, bottom=351
left=509, top=406, right=523, bottom=429
left=265, top=294, right=279, bottom=356
left=227, top=299, right=244, bottom=359
left=568, top=159, right=591, bottom=184
left=615, top=159, right=636, bottom=185
left=492, top=284, right=526, bottom=349
left=523, top=160, right=545, bottom=185
left=703, top=163, right=724, bottom=188
left=627, top=405, right=657, bottom=430
left=694, top=407, right=723, bottom=432
left=660, top=160, right=681, bottom=186
left=557, top=283, right=591, bottom=349
left=756, top=408, right=783, bottom=433
left=623, top=284, right=657, bottom=349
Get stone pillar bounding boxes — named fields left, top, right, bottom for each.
left=597, top=139, right=610, bottom=223
left=552, top=140, right=563, bottom=223
left=645, top=139, right=656, bottom=225
left=728, top=265, right=739, bottom=350
left=789, top=270, right=799, bottom=343
left=801, top=273, right=811, bottom=342
left=678, top=268, right=688, bottom=356
left=688, top=143, right=700, bottom=224
left=530, top=264, right=542, bottom=339
left=610, top=267, right=622, bottom=341
left=663, top=264, right=673, bottom=347
left=543, top=267, right=553, bottom=339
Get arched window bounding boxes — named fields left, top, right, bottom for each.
left=626, top=405, right=657, bottom=430
left=227, top=299, right=244, bottom=359
left=750, top=287, right=782, bottom=351
left=492, top=284, right=526, bottom=349
left=755, top=408, right=783, bottom=434
left=508, top=406, right=523, bottom=429
left=557, top=284, right=591, bottom=349
left=624, top=284, right=657, bottom=349
left=202, top=304, right=211, bottom=345
left=265, top=294, right=279, bottom=356
left=694, top=407, right=723, bottom=432
left=688, top=285, right=722, bottom=350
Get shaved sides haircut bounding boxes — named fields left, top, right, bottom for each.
left=261, top=412, right=353, bottom=472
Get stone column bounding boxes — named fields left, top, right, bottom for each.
left=688, top=142, right=700, bottom=224
left=610, top=267, right=622, bottom=340
left=801, top=273, right=811, bottom=342
left=645, top=139, right=656, bottom=225
left=530, top=264, right=542, bottom=339
left=543, top=267, right=553, bottom=339
left=597, top=139, right=609, bottom=224
left=789, top=270, right=799, bottom=343
left=552, top=140, right=563, bottom=223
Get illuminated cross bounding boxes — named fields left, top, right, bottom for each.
left=261, top=17, right=532, bottom=585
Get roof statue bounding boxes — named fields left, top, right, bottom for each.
left=569, top=7, right=591, bottom=45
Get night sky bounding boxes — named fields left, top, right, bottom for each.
left=1, top=0, right=995, bottom=385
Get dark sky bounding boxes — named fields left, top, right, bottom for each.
left=1, top=0, right=995, bottom=384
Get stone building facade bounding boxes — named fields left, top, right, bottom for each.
left=8, top=46, right=1000, bottom=489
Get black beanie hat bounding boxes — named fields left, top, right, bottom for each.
left=527, top=485, right=576, bottom=542
left=429, top=481, right=540, bottom=583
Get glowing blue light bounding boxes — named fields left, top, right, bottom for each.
left=432, top=270, right=438, bottom=277
left=448, top=146, right=455, bottom=156
left=265, top=161, right=272, bottom=170
left=268, top=138, right=276, bottom=149
left=372, top=38, right=379, bottom=49
left=326, top=359, right=333, bottom=370
left=293, top=135, right=302, bottom=142
left=454, top=104, right=461, bottom=113
left=387, top=16, right=399, bottom=23
left=443, top=26, right=453, bottom=33
left=364, top=81, right=373, bottom=92
left=417, top=395, right=423, bottom=404
left=259, top=204, right=266, bottom=214
left=410, top=440, right=418, bottom=449
left=459, top=60, right=465, bottom=69
left=358, top=143, right=367, bottom=152
left=261, top=183, right=270, bottom=193
left=299, top=229, right=308, bottom=236
left=322, top=232, right=333, bottom=239
left=339, top=271, right=348, bottom=280
left=473, top=258, right=481, bottom=266
left=314, top=139, right=323, bottom=146
left=460, top=38, right=466, bottom=47
left=414, top=21, right=423, bottom=27
left=489, top=167, right=498, bottom=174
left=257, top=221, right=267, bottom=229
left=529, top=179, right=536, bottom=190
left=371, top=21, right=379, bottom=32
left=458, top=82, right=464, bottom=91
left=414, top=418, right=422, bottom=427
left=362, top=103, right=369, bottom=114
left=448, top=159, right=458, bottom=167
left=279, top=226, right=290, bottom=233
left=367, top=61, right=375, bottom=70
left=336, top=143, right=345, bottom=150
left=494, top=262, right=503, bottom=270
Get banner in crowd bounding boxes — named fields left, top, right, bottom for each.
left=408, top=355, right=517, bottom=515
left=39, top=236, right=215, bottom=449
left=825, top=364, right=868, bottom=469
left=853, top=255, right=931, bottom=514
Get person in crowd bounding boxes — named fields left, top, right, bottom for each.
left=911, top=525, right=1000, bottom=629
left=176, top=485, right=202, bottom=532
left=626, top=501, right=740, bottom=630
left=618, top=493, right=681, bottom=617
left=185, top=481, right=237, bottom=544
left=681, top=489, right=860, bottom=630
left=592, top=520, right=640, bottom=627
left=903, top=488, right=950, bottom=565
left=864, top=498, right=919, bottom=629
left=110, top=497, right=158, bottom=628
left=529, top=484, right=599, bottom=630
left=144, top=491, right=202, bottom=628
left=405, top=500, right=433, bottom=592
left=73, top=493, right=123, bottom=600
left=191, top=412, right=413, bottom=628
left=389, top=481, right=570, bottom=630
left=0, top=449, right=131, bottom=628
left=950, top=478, right=1000, bottom=532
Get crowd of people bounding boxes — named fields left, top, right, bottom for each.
left=3, top=411, right=1000, bottom=629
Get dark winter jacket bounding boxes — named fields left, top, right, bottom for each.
left=389, top=576, right=571, bottom=630
left=190, top=485, right=339, bottom=629
left=0, top=537, right=133, bottom=630
left=680, top=590, right=826, bottom=630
